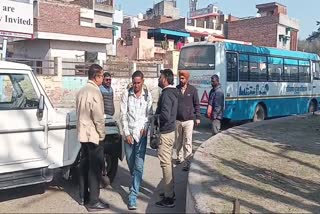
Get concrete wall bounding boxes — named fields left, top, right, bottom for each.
left=11, top=40, right=50, bottom=59
left=277, top=25, right=291, bottom=50
left=117, top=38, right=139, bottom=60
left=139, top=16, right=175, bottom=28
left=117, top=36, right=157, bottom=60
left=49, top=40, right=107, bottom=61
left=94, top=13, right=113, bottom=26
left=160, top=18, right=186, bottom=31
left=11, top=40, right=107, bottom=69
left=37, top=71, right=160, bottom=109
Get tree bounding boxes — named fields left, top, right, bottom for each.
left=306, top=21, right=320, bottom=42
left=298, top=39, right=320, bottom=54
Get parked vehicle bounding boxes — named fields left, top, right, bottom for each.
left=0, top=61, right=122, bottom=189
left=179, top=40, right=320, bottom=121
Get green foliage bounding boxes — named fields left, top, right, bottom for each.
left=298, top=39, right=320, bottom=54
left=299, top=21, right=320, bottom=54
left=306, top=21, right=320, bottom=42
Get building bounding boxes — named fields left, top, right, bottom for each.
left=9, top=0, right=114, bottom=74
left=106, top=9, right=123, bottom=56
left=226, top=2, right=299, bottom=50
left=138, top=3, right=225, bottom=44
left=185, top=3, right=225, bottom=41
left=144, top=0, right=180, bottom=20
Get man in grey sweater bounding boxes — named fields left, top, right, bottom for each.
left=100, top=72, right=115, bottom=116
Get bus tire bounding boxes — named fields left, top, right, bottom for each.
left=308, top=100, right=317, bottom=113
left=253, top=104, right=266, bottom=122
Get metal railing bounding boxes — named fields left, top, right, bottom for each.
left=136, top=63, right=159, bottom=78
left=62, top=60, right=93, bottom=76
left=6, top=57, right=55, bottom=75
left=103, top=61, right=131, bottom=77
left=95, top=0, right=113, bottom=6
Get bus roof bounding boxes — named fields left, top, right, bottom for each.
left=182, top=41, right=320, bottom=61
left=224, top=42, right=319, bottom=61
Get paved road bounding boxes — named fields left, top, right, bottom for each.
left=0, top=118, right=212, bottom=213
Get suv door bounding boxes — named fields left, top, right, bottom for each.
left=0, top=72, right=48, bottom=167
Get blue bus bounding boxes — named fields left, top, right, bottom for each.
left=178, top=41, right=320, bottom=121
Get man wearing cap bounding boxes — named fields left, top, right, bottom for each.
left=175, top=70, right=200, bottom=171
left=207, top=74, right=224, bottom=135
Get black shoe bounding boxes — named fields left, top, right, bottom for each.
left=155, top=197, right=175, bottom=208
left=86, top=201, right=110, bottom=212
left=159, top=192, right=176, bottom=200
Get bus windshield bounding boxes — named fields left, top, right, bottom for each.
left=178, top=45, right=215, bottom=70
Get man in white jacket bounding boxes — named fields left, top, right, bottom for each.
left=120, top=70, right=153, bottom=210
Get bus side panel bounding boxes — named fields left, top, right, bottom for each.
left=225, top=96, right=312, bottom=121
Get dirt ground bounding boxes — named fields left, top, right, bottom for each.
left=190, top=114, right=320, bottom=213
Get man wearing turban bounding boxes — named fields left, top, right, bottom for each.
left=175, top=70, right=200, bottom=171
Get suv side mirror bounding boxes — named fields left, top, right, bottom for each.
left=37, top=94, right=45, bottom=119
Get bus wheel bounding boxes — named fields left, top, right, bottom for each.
left=308, top=100, right=317, bottom=113
left=253, top=104, right=266, bottom=122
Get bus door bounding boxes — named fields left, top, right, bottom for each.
left=312, top=61, right=320, bottom=109
left=226, top=52, right=239, bottom=116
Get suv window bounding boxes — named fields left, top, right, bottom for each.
left=0, top=74, right=39, bottom=110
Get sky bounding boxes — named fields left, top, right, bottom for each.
left=116, top=0, right=319, bottom=39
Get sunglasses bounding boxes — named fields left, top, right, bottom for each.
left=104, top=78, right=111, bottom=81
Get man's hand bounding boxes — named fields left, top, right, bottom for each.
left=140, top=129, right=147, bottom=138
left=126, top=135, right=134, bottom=145
left=195, top=119, right=200, bottom=126
left=207, top=105, right=212, bottom=119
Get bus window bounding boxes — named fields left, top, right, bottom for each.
left=283, top=59, right=298, bottom=82
left=239, top=54, right=249, bottom=81
left=313, top=62, right=320, bottom=80
left=268, top=57, right=283, bottom=81
left=249, top=55, right=267, bottom=81
left=226, top=52, right=238, bottom=81
left=298, top=60, right=311, bottom=82
left=178, top=45, right=215, bottom=70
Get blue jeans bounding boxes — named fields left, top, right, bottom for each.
left=124, top=136, right=147, bottom=198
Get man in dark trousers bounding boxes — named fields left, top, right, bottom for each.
left=76, top=64, right=109, bottom=212
left=100, top=72, right=115, bottom=116
left=207, top=74, right=224, bottom=135
left=155, top=69, right=178, bottom=208
left=175, top=70, right=200, bottom=171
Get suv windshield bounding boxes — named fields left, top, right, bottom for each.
left=178, top=45, right=215, bottom=70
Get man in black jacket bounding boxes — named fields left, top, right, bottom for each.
left=175, top=70, right=200, bottom=171
left=155, top=69, right=178, bottom=208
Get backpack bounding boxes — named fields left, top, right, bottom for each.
left=150, top=114, right=160, bottom=149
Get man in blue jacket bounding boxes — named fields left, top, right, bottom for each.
left=207, top=74, right=224, bottom=135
